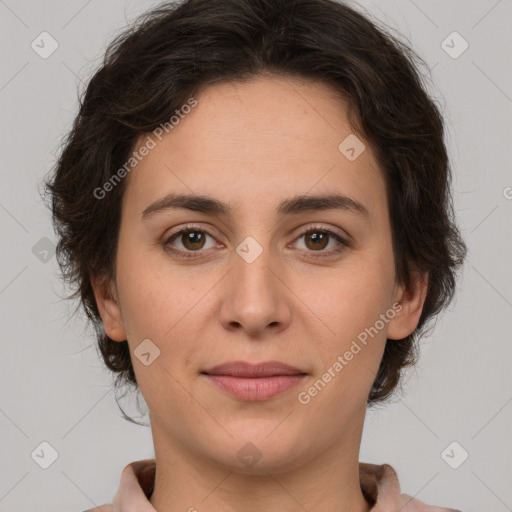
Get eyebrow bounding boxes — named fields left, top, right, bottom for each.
left=141, top=192, right=370, bottom=220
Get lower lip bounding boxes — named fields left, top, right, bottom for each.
left=203, top=374, right=306, bottom=401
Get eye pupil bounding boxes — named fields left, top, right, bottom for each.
left=183, top=230, right=205, bottom=250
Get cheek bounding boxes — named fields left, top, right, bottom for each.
left=305, top=252, right=395, bottom=373
left=115, top=239, right=195, bottom=335
left=115, top=245, right=212, bottom=381
left=116, top=272, right=166, bottom=341
left=302, top=281, right=390, bottom=418
left=115, top=260, right=198, bottom=400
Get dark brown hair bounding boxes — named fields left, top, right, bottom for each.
left=44, top=0, right=467, bottom=415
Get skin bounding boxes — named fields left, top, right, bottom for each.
left=91, top=74, right=428, bottom=512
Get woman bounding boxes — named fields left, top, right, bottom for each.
left=45, top=0, right=466, bottom=510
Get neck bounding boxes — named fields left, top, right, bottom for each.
left=148, top=414, right=372, bottom=512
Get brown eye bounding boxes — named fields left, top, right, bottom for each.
left=304, top=231, right=329, bottom=251
left=180, top=230, right=207, bottom=250
left=164, top=226, right=218, bottom=258
left=292, top=226, right=350, bottom=259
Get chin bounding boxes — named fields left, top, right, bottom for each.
left=202, top=428, right=315, bottom=475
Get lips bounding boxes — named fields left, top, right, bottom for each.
left=201, top=361, right=308, bottom=401
left=202, top=360, right=307, bottom=378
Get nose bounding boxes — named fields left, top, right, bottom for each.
left=219, top=242, right=292, bottom=337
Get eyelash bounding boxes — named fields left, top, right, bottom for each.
left=163, top=223, right=351, bottom=260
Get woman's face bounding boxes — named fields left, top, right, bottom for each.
left=93, top=75, right=426, bottom=472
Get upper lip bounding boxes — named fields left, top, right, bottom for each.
left=202, top=361, right=307, bottom=377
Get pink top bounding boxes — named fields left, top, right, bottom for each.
left=86, top=459, right=461, bottom=512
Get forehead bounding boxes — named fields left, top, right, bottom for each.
left=123, top=75, right=386, bottom=220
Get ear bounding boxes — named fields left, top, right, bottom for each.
left=387, top=269, right=429, bottom=341
left=90, top=274, right=127, bottom=342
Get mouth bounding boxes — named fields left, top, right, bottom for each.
left=201, top=361, right=308, bottom=401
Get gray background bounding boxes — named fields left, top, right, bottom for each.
left=0, top=0, right=511, bottom=510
